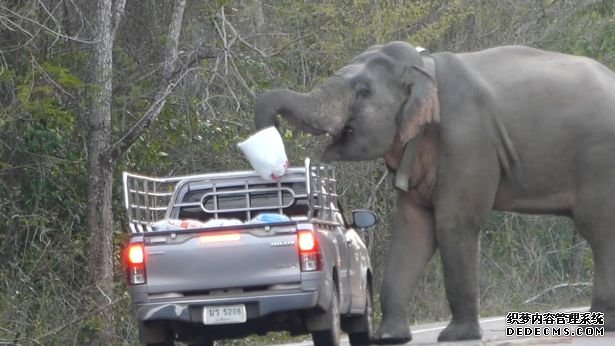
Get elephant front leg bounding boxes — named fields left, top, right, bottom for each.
left=434, top=171, right=498, bottom=341
left=434, top=215, right=483, bottom=342
left=374, top=192, right=436, bottom=344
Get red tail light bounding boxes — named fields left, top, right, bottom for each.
left=125, top=242, right=146, bottom=285
left=297, top=228, right=321, bottom=272
left=298, top=231, right=316, bottom=251
left=128, top=243, right=144, bottom=264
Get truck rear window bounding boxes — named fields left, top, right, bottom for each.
left=177, top=182, right=309, bottom=222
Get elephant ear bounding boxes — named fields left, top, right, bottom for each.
left=398, top=64, right=440, bottom=144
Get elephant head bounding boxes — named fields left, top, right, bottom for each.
left=254, top=41, right=440, bottom=164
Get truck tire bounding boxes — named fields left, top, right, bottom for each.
left=186, top=340, right=213, bottom=346
left=347, top=284, right=373, bottom=346
left=140, top=321, right=174, bottom=345
left=311, top=285, right=341, bottom=346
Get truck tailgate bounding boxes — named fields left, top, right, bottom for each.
left=144, top=224, right=300, bottom=294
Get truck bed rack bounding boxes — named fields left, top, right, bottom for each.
left=123, top=158, right=338, bottom=233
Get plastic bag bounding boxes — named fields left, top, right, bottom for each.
left=151, top=218, right=242, bottom=231
left=151, top=219, right=208, bottom=231
left=202, top=218, right=243, bottom=227
left=238, top=127, right=288, bottom=181
left=248, top=213, right=291, bottom=224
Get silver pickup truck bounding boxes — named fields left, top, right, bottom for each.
left=122, top=159, right=377, bottom=346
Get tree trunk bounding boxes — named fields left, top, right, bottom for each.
left=87, top=154, right=116, bottom=342
left=86, top=1, right=185, bottom=342
left=87, top=0, right=117, bottom=343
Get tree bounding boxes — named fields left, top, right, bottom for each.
left=86, top=0, right=186, bottom=342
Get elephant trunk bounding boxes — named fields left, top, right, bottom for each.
left=255, top=81, right=348, bottom=135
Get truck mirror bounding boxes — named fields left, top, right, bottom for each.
left=352, top=210, right=378, bottom=230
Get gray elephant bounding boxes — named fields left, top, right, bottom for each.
left=253, top=41, right=615, bottom=343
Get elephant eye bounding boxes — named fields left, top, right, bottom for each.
left=342, top=126, right=354, bottom=137
left=357, top=87, right=370, bottom=98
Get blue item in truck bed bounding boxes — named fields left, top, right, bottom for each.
left=249, top=213, right=290, bottom=223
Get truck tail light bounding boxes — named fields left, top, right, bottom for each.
left=126, top=242, right=146, bottom=285
left=297, top=228, right=321, bottom=272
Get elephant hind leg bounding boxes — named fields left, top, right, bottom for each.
left=583, top=238, right=615, bottom=331
left=573, top=209, right=615, bottom=331
left=590, top=246, right=615, bottom=331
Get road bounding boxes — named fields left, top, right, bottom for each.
left=279, top=307, right=614, bottom=346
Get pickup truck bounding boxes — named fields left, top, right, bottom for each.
left=122, top=158, right=378, bottom=346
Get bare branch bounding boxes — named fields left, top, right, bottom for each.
left=366, top=168, right=389, bottom=209
left=111, top=0, right=126, bottom=42
left=110, top=0, right=187, bottom=159
left=524, top=282, right=592, bottom=304
left=0, top=4, right=94, bottom=44
left=0, top=11, right=35, bottom=38
left=218, top=11, right=316, bottom=59
left=31, top=57, right=75, bottom=98
left=162, top=0, right=185, bottom=80
left=220, top=14, right=268, bottom=59
left=31, top=296, right=127, bottom=343
left=214, top=7, right=230, bottom=76
left=36, top=0, right=62, bottom=47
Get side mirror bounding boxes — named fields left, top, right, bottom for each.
left=352, top=209, right=378, bottom=230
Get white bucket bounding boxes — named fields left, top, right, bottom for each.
left=238, top=126, right=289, bottom=181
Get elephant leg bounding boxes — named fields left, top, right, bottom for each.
left=574, top=210, right=615, bottom=331
left=572, top=165, right=615, bottom=331
left=374, top=191, right=436, bottom=344
left=433, top=155, right=499, bottom=342
left=589, top=240, right=615, bottom=331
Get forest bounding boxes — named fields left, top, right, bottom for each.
left=1, top=0, right=614, bottom=344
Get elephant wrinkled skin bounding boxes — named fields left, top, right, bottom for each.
left=253, top=42, right=615, bottom=343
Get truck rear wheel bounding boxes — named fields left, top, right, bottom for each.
left=311, top=285, right=341, bottom=346
left=186, top=340, right=213, bottom=346
left=140, top=321, right=174, bottom=345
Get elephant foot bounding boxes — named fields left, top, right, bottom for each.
left=437, top=319, right=482, bottom=342
left=591, top=304, right=615, bottom=331
left=372, top=319, right=412, bottom=345
left=602, top=311, right=615, bottom=331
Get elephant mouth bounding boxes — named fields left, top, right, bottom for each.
left=289, top=117, right=328, bottom=136
left=321, top=127, right=350, bottom=161
left=325, top=125, right=351, bottom=144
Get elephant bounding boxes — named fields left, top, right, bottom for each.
left=253, top=41, right=615, bottom=343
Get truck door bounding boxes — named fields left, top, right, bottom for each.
left=338, top=203, right=365, bottom=312
left=332, top=208, right=352, bottom=312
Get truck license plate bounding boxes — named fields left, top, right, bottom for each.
left=203, top=305, right=246, bottom=325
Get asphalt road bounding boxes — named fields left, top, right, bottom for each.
left=279, top=307, right=614, bottom=346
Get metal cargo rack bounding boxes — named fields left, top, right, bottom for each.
left=123, top=158, right=339, bottom=233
